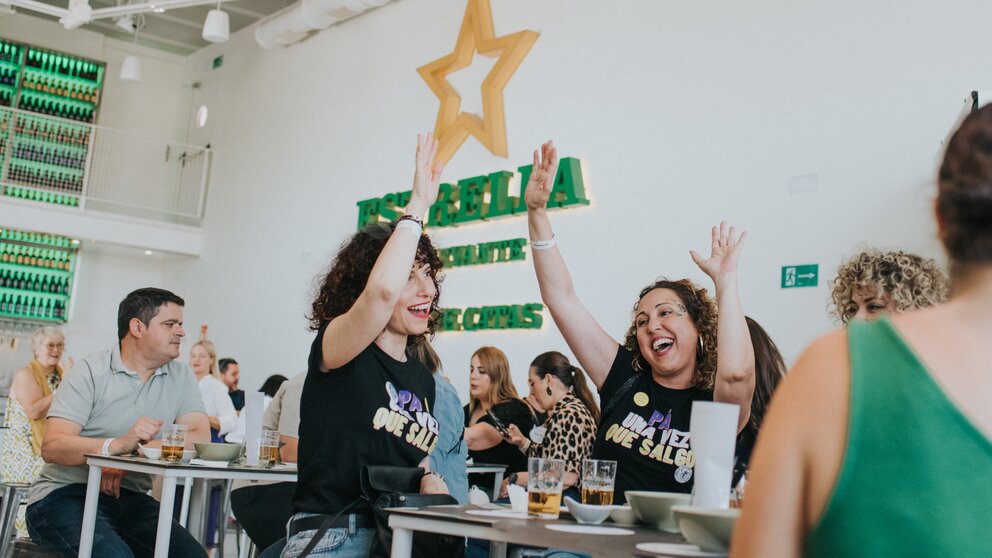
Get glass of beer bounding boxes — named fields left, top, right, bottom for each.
left=161, top=424, right=188, bottom=463
left=581, top=459, right=617, bottom=505
left=527, top=457, right=566, bottom=519
left=257, top=430, right=280, bottom=468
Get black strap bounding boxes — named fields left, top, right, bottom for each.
left=601, top=374, right=639, bottom=420
left=294, top=499, right=362, bottom=558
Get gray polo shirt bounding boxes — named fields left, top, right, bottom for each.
left=28, top=345, right=206, bottom=505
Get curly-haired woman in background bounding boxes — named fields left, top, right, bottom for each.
left=830, top=249, right=949, bottom=324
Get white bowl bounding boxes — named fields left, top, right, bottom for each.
left=609, top=505, right=637, bottom=526
left=625, top=491, right=692, bottom=533
left=671, top=505, right=741, bottom=552
left=563, top=496, right=613, bottom=525
left=139, top=446, right=195, bottom=462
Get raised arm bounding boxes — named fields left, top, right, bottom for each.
left=525, top=141, right=619, bottom=389
left=690, top=222, right=755, bottom=431
left=320, top=133, right=443, bottom=371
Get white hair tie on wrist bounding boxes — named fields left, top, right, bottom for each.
left=530, top=236, right=556, bottom=250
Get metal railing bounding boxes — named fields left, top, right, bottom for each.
left=0, top=106, right=210, bottom=225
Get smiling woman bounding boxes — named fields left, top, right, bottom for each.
left=263, top=134, right=451, bottom=558
left=523, top=139, right=756, bottom=504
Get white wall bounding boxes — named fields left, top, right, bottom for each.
left=173, top=1, right=986, bottom=399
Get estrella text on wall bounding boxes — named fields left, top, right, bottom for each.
left=355, top=157, right=588, bottom=229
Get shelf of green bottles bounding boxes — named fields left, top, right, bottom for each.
left=0, top=226, right=78, bottom=323
left=0, top=36, right=103, bottom=209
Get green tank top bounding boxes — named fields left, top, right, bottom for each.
left=806, top=318, right=992, bottom=557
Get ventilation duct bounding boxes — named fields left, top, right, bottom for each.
left=254, top=0, right=392, bottom=49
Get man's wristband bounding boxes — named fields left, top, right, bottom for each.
left=101, top=438, right=115, bottom=456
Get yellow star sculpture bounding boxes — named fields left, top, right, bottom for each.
left=418, top=0, right=539, bottom=165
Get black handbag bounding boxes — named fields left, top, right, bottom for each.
left=360, top=465, right=465, bottom=558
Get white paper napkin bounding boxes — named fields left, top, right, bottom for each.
left=508, top=483, right=527, bottom=513
left=189, top=458, right=229, bottom=468
left=688, top=401, right=739, bottom=509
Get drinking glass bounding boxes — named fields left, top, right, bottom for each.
left=581, top=459, right=617, bottom=505
left=527, top=458, right=565, bottom=519
left=257, top=430, right=280, bottom=468
left=161, top=424, right=188, bottom=463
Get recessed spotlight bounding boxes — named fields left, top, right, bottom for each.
left=71, top=239, right=80, bottom=245
left=144, top=250, right=153, bottom=255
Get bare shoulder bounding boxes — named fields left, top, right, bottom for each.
left=11, top=366, right=39, bottom=395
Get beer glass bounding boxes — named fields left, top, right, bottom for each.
left=161, top=424, right=188, bottom=463
left=527, top=457, right=565, bottom=518
left=257, top=430, right=280, bottom=467
left=581, top=459, right=617, bottom=505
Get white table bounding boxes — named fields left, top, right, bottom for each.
left=466, top=463, right=506, bottom=500
left=387, top=505, right=685, bottom=558
left=78, top=454, right=297, bottom=558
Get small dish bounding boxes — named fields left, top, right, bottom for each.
left=670, top=505, right=741, bottom=553
left=139, top=445, right=195, bottom=462
left=609, top=505, right=637, bottom=526
left=625, top=491, right=692, bottom=533
left=563, top=496, right=613, bottom=525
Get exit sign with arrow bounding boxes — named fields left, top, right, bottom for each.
left=782, top=264, right=818, bottom=288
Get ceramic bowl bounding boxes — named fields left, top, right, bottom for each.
left=671, top=505, right=741, bottom=552
left=139, top=446, right=195, bottom=462
left=563, top=496, right=613, bottom=525
left=609, top=505, right=637, bottom=526
left=625, top=491, right=692, bottom=532
left=194, top=442, right=244, bottom=462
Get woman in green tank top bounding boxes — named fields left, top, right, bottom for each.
left=732, top=106, right=992, bottom=557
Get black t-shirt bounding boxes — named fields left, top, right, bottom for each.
left=294, top=322, right=437, bottom=514
left=592, top=346, right=712, bottom=503
left=463, top=399, right=534, bottom=474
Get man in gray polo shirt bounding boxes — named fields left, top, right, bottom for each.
left=26, top=287, right=211, bottom=558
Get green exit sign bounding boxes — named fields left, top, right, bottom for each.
left=782, top=264, right=818, bottom=288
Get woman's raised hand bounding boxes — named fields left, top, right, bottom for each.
left=690, top=221, right=748, bottom=281
left=410, top=132, right=444, bottom=214
left=523, top=140, right=559, bottom=211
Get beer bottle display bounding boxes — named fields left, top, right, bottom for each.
left=0, top=38, right=103, bottom=207
left=0, top=226, right=78, bottom=323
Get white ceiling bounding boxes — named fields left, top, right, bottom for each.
left=18, top=0, right=293, bottom=55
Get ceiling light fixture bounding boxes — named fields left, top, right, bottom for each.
left=119, top=13, right=144, bottom=81
left=202, top=2, right=229, bottom=43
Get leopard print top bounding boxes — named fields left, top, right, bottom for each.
left=527, top=394, right=597, bottom=476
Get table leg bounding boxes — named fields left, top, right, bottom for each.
left=489, top=540, right=507, bottom=558
left=155, top=477, right=177, bottom=558
left=186, top=478, right=209, bottom=543
left=77, top=465, right=103, bottom=558
left=491, top=471, right=504, bottom=501
left=178, top=476, right=192, bottom=528
left=389, top=527, right=413, bottom=558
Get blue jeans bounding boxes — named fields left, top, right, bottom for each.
left=258, top=513, right=375, bottom=558
left=26, top=484, right=207, bottom=558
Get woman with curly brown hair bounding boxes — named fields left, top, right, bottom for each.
left=523, top=140, right=755, bottom=502
left=266, top=134, right=449, bottom=558
left=829, top=249, right=949, bottom=324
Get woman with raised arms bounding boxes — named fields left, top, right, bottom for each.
left=523, top=141, right=755, bottom=503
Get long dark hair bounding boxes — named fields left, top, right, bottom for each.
left=745, top=317, right=786, bottom=434
left=530, top=351, right=601, bottom=424
left=308, top=222, right=444, bottom=347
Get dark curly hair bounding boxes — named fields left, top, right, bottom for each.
left=308, top=222, right=444, bottom=348
left=622, top=278, right=719, bottom=390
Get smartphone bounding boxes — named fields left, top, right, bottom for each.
left=486, top=409, right=510, bottom=437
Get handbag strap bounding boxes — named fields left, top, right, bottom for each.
left=294, top=498, right=361, bottom=558
left=601, top=374, right=639, bottom=421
